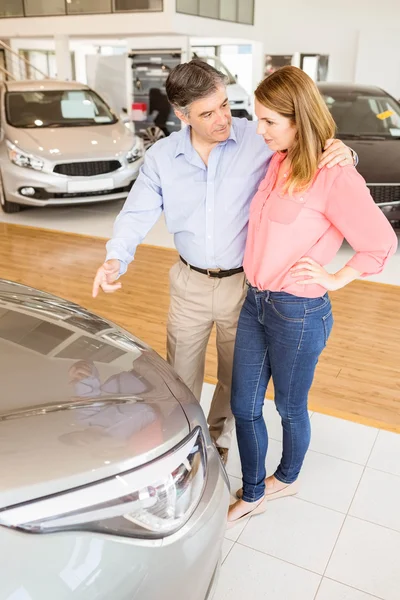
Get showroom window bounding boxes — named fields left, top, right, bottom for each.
left=18, top=49, right=76, bottom=80
left=176, top=0, right=254, bottom=24
left=199, top=0, right=218, bottom=19
left=237, top=0, right=253, bottom=25
left=0, top=0, right=163, bottom=16
left=175, top=0, right=197, bottom=15
left=24, top=0, right=66, bottom=16
left=66, top=0, right=112, bottom=15
left=113, top=0, right=163, bottom=10
left=219, top=0, right=236, bottom=22
left=0, top=0, right=24, bottom=17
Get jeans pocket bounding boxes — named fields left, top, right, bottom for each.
left=269, top=299, right=305, bottom=323
left=304, top=295, right=329, bottom=314
left=322, top=309, right=334, bottom=345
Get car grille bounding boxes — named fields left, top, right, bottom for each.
left=54, top=160, right=122, bottom=177
left=368, top=185, right=400, bottom=205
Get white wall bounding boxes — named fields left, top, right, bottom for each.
left=255, top=0, right=400, bottom=89
left=258, top=27, right=358, bottom=83
left=355, top=29, right=400, bottom=99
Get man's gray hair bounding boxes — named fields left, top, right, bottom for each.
left=166, top=59, right=227, bottom=115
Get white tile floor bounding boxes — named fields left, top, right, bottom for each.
left=200, top=383, right=400, bottom=600
left=2, top=201, right=398, bottom=600
left=0, top=201, right=175, bottom=249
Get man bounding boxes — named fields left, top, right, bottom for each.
left=92, top=60, right=355, bottom=464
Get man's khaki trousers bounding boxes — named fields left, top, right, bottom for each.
left=167, top=260, right=247, bottom=449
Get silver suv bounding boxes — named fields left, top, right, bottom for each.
left=0, top=280, right=229, bottom=599
left=0, top=80, right=144, bottom=213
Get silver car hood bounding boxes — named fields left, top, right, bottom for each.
left=6, top=121, right=135, bottom=162
left=0, top=281, right=190, bottom=509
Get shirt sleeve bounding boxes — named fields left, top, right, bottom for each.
left=325, top=166, right=398, bottom=276
left=105, top=146, right=163, bottom=275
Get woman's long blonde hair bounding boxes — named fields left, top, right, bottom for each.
left=255, top=66, right=336, bottom=194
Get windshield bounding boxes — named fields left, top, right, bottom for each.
left=321, top=90, right=400, bottom=139
left=5, top=89, right=118, bottom=128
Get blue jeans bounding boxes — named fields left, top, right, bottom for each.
left=231, top=286, right=334, bottom=502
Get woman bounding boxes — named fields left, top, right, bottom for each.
left=227, top=66, right=397, bottom=527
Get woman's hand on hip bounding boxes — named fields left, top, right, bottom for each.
left=291, top=258, right=361, bottom=291
left=290, top=257, right=341, bottom=291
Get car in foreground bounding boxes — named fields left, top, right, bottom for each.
left=318, top=82, right=400, bottom=224
left=0, top=79, right=144, bottom=213
left=0, top=280, right=229, bottom=600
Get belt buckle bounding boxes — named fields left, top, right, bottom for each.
left=207, top=268, right=221, bottom=278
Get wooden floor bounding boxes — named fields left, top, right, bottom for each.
left=2, top=222, right=399, bottom=433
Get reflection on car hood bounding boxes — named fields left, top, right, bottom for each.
left=340, top=137, right=400, bottom=183
left=5, top=121, right=135, bottom=162
left=0, top=280, right=190, bottom=508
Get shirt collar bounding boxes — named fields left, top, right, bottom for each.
left=174, top=121, right=238, bottom=159
left=226, top=122, right=238, bottom=145
left=174, top=125, right=189, bottom=158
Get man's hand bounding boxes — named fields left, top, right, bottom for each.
left=318, top=139, right=354, bottom=169
left=92, top=259, right=122, bottom=298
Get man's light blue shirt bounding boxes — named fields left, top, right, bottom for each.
left=106, top=117, right=273, bottom=273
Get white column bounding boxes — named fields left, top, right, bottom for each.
left=74, top=45, right=90, bottom=85
left=55, top=35, right=72, bottom=81
left=291, top=52, right=301, bottom=68
left=181, top=35, right=191, bottom=64
left=8, top=38, right=23, bottom=80
left=251, top=41, right=265, bottom=91
left=251, top=40, right=265, bottom=117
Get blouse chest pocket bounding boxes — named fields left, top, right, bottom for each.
left=250, top=179, right=272, bottom=216
left=267, top=193, right=307, bottom=225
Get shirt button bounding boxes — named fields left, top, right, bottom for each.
left=208, top=235, right=211, bottom=239
left=208, top=209, right=212, bottom=213
left=299, top=197, right=304, bottom=202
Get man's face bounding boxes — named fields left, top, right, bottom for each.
left=176, top=86, right=232, bottom=144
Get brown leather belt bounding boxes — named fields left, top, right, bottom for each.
left=180, top=256, right=244, bottom=279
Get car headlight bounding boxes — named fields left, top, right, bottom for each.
left=6, top=140, right=44, bottom=171
left=0, top=427, right=207, bottom=539
left=126, top=137, right=144, bottom=164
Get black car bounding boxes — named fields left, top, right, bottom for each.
left=318, top=82, right=400, bottom=224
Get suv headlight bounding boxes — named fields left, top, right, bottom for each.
left=0, top=427, right=207, bottom=539
left=126, top=137, right=144, bottom=164
left=6, top=140, right=44, bottom=171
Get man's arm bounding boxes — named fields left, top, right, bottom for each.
left=106, top=147, right=163, bottom=275
left=92, top=147, right=163, bottom=297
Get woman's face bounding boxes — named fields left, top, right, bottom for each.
left=255, top=99, right=297, bottom=152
